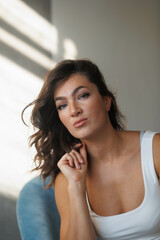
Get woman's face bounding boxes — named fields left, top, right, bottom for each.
left=54, top=74, right=111, bottom=140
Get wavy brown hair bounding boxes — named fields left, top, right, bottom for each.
left=22, top=59, right=126, bottom=189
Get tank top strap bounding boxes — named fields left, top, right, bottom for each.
left=141, top=130, right=159, bottom=185
left=140, top=130, right=144, bottom=145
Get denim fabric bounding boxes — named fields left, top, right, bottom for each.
left=16, top=176, right=60, bottom=240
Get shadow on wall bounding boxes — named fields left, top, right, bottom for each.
left=0, top=193, right=21, bottom=240
left=0, top=0, right=57, bottom=78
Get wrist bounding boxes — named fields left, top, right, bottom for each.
left=68, top=181, right=86, bottom=196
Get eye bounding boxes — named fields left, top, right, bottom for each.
left=78, top=93, right=90, bottom=100
left=57, top=104, right=67, bottom=110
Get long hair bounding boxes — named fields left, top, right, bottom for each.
left=22, top=59, right=126, bottom=189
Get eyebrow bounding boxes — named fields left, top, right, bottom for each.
left=54, top=86, right=89, bottom=102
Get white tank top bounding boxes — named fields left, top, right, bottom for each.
left=86, top=130, right=160, bottom=240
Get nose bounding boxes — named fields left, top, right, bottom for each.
left=70, top=101, right=82, bottom=117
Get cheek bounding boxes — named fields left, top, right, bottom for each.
left=58, top=112, right=70, bottom=129
left=88, top=98, right=106, bottom=116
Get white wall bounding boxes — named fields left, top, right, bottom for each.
left=51, top=0, right=160, bottom=131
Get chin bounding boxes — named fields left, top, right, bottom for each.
left=71, top=128, right=96, bottom=140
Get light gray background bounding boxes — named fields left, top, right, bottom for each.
left=52, top=0, right=160, bottom=131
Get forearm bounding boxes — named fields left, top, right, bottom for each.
left=64, top=182, right=97, bottom=240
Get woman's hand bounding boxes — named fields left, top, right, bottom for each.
left=55, top=143, right=97, bottom=240
left=57, top=143, right=87, bottom=184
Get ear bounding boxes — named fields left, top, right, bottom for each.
left=104, top=96, right=112, bottom=112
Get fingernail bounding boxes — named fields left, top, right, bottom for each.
left=80, top=158, right=83, bottom=163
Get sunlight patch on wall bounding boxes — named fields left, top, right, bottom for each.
left=0, top=0, right=58, bottom=55
left=0, top=28, right=56, bottom=69
left=0, top=55, right=43, bottom=197
left=63, top=38, right=78, bottom=59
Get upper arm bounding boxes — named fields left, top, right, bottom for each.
left=153, top=133, right=160, bottom=178
left=54, top=172, right=70, bottom=239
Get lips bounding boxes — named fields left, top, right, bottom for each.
left=73, top=118, right=88, bottom=127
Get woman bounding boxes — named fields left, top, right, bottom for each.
left=23, top=59, right=160, bottom=240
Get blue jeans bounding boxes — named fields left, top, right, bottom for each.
left=16, top=176, right=60, bottom=240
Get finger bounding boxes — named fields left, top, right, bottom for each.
left=58, top=153, right=74, bottom=168
left=68, top=156, right=74, bottom=167
left=65, top=153, right=75, bottom=168
left=73, top=143, right=82, bottom=151
left=79, top=143, right=87, bottom=163
left=57, top=154, right=77, bottom=178
left=61, top=153, right=75, bottom=168
left=70, top=151, right=81, bottom=169
left=74, top=143, right=82, bottom=147
left=72, top=149, right=84, bottom=164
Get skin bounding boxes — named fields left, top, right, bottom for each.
left=54, top=73, right=160, bottom=239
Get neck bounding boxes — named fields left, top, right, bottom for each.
left=82, top=123, right=124, bottom=166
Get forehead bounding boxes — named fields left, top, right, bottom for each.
left=54, top=74, right=96, bottom=98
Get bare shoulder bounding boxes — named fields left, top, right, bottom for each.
left=153, top=133, right=160, bottom=177
left=120, top=130, right=141, bottom=139
left=119, top=130, right=141, bottom=147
